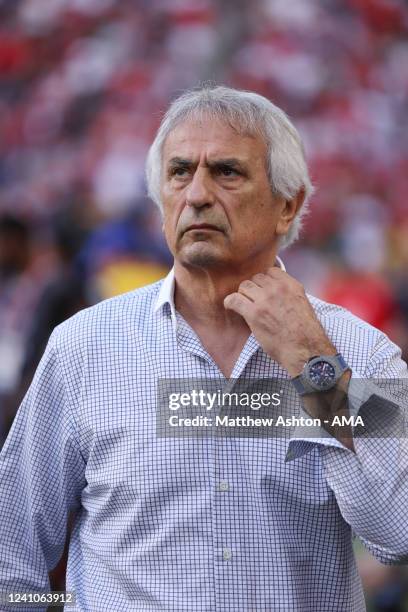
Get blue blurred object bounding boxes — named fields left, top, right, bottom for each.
left=78, top=208, right=171, bottom=279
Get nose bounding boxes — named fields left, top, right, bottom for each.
left=185, top=167, right=215, bottom=209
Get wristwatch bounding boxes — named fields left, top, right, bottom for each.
left=291, top=353, right=350, bottom=395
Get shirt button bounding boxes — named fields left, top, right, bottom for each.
left=223, top=547, right=232, bottom=561
left=218, top=480, right=229, bottom=492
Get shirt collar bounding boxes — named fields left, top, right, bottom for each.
left=153, top=256, right=286, bottom=329
left=153, top=266, right=177, bottom=321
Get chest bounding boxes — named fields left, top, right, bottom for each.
left=75, top=332, right=341, bottom=552
left=80, top=386, right=332, bottom=502
left=189, top=327, right=250, bottom=378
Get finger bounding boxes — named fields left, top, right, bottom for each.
left=237, top=279, right=263, bottom=301
left=250, top=273, right=269, bottom=288
left=266, top=266, right=288, bottom=279
left=224, top=292, right=253, bottom=320
left=265, top=267, right=301, bottom=292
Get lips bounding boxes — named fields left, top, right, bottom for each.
left=185, top=224, right=221, bottom=232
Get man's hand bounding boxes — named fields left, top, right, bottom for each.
left=224, top=268, right=355, bottom=451
left=223, top=267, right=336, bottom=376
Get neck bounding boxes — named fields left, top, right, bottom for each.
left=173, top=254, right=279, bottom=330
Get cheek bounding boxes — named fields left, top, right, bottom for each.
left=161, top=220, right=177, bottom=256
left=162, top=208, right=182, bottom=246
left=232, top=199, right=277, bottom=240
left=161, top=185, right=184, bottom=217
left=162, top=213, right=175, bottom=238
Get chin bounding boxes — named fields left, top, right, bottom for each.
left=179, top=244, right=226, bottom=268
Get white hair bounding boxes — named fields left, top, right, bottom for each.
left=145, top=85, right=314, bottom=250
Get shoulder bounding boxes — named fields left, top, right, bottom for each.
left=307, top=292, right=383, bottom=333
left=306, top=292, right=388, bottom=343
left=50, top=279, right=164, bottom=352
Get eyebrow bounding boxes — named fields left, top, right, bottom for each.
left=167, top=157, right=247, bottom=171
left=167, top=157, right=192, bottom=169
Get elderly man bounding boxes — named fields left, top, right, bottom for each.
left=0, top=86, right=407, bottom=612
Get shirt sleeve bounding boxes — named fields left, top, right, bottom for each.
left=0, top=329, right=86, bottom=610
left=286, top=333, right=408, bottom=565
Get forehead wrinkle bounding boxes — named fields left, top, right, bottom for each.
left=163, top=120, right=263, bottom=153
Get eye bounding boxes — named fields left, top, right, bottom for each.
left=168, top=166, right=190, bottom=181
left=170, top=167, right=190, bottom=178
left=217, top=165, right=240, bottom=177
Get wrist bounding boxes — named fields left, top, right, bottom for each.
left=282, top=344, right=337, bottom=378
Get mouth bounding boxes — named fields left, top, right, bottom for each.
left=184, top=224, right=222, bottom=233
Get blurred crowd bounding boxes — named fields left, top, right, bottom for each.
left=1, top=0, right=408, bottom=609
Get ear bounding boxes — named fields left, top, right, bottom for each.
left=275, top=187, right=306, bottom=236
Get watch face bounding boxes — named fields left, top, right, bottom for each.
left=308, top=360, right=336, bottom=389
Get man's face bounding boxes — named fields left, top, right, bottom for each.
left=160, top=116, right=290, bottom=270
